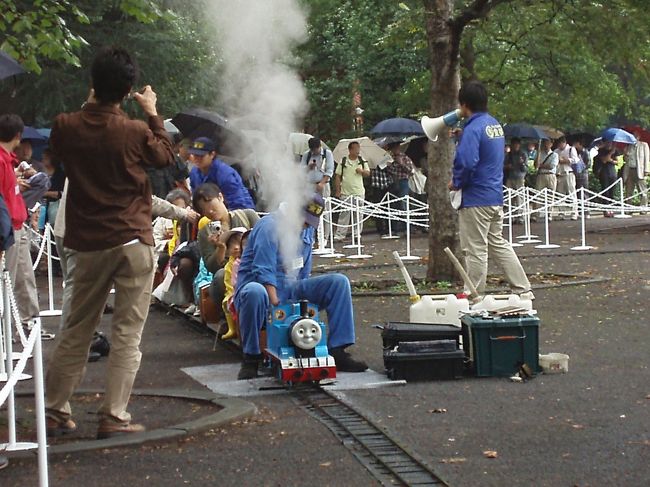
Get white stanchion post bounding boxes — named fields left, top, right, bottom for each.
left=614, top=178, right=632, bottom=219
left=319, top=197, right=343, bottom=259
left=572, top=187, right=594, bottom=251
left=507, top=188, right=522, bottom=248
left=40, top=224, right=61, bottom=317
left=312, top=201, right=329, bottom=255
left=3, top=273, right=16, bottom=447
left=343, top=196, right=359, bottom=250
left=519, top=188, right=542, bottom=244
left=517, top=187, right=539, bottom=241
left=536, top=188, right=560, bottom=249
left=32, top=319, right=50, bottom=487
left=347, top=197, right=372, bottom=259
left=399, top=196, right=419, bottom=261
left=382, top=193, right=400, bottom=240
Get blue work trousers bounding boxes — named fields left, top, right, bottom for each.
left=234, top=273, right=356, bottom=355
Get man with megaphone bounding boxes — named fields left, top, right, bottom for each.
left=434, top=80, right=533, bottom=302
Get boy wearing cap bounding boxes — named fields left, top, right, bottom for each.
left=234, top=194, right=368, bottom=379
left=188, top=137, right=255, bottom=210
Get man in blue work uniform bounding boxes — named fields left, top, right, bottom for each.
left=234, top=194, right=368, bottom=380
left=448, top=81, right=533, bottom=300
left=188, top=137, right=255, bottom=210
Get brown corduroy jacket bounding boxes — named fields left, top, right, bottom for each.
left=51, top=103, right=174, bottom=251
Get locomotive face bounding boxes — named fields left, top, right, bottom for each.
left=290, top=318, right=322, bottom=350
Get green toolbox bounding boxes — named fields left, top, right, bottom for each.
left=461, top=314, right=540, bottom=377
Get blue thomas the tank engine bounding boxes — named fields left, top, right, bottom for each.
left=266, top=300, right=336, bottom=383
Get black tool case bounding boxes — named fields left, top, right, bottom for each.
left=381, top=322, right=462, bottom=349
left=384, top=349, right=465, bottom=381
left=381, top=322, right=464, bottom=381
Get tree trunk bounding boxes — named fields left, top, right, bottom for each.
left=423, top=0, right=462, bottom=281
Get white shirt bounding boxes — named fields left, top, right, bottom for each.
left=554, top=145, right=579, bottom=175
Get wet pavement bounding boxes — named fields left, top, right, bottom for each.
left=2, top=215, right=650, bottom=486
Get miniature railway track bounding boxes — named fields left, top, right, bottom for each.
left=296, top=387, right=448, bottom=487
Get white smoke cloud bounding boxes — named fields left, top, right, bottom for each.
left=209, top=0, right=311, bottom=277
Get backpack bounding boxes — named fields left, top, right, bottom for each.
left=338, top=156, right=369, bottom=184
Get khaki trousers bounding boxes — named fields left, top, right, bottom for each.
left=505, top=178, right=525, bottom=218
left=624, top=170, right=648, bottom=208
left=5, top=226, right=40, bottom=322
left=535, top=173, right=557, bottom=215
left=45, top=241, right=154, bottom=422
left=458, top=206, right=531, bottom=295
left=335, top=193, right=365, bottom=239
left=556, top=173, right=578, bottom=217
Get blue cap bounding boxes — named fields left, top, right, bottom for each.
left=188, top=137, right=217, bottom=156
left=304, top=193, right=325, bottom=228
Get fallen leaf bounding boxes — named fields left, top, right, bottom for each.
left=572, top=424, right=585, bottom=430
left=319, top=462, right=332, bottom=467
left=429, top=408, right=448, bottom=414
left=441, top=457, right=466, bottom=464
left=483, top=450, right=498, bottom=459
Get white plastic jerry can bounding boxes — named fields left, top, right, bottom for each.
left=470, top=294, right=533, bottom=312
left=409, top=294, right=469, bottom=328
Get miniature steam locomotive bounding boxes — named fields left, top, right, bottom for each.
left=265, top=300, right=336, bottom=383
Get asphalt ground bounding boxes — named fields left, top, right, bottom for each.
left=2, top=214, right=650, bottom=486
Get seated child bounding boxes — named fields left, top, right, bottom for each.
left=220, top=227, right=249, bottom=340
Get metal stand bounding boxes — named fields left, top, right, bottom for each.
left=39, top=224, right=62, bottom=317
left=381, top=193, right=400, bottom=240
left=572, top=188, right=594, bottom=251
left=614, top=178, right=632, bottom=218
left=536, top=189, right=560, bottom=249
left=347, top=197, right=371, bottom=259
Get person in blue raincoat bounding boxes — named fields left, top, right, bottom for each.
left=234, top=193, right=368, bottom=380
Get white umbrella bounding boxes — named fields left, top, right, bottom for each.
left=289, top=132, right=330, bottom=156
left=164, top=119, right=180, bottom=135
left=333, top=136, right=393, bottom=169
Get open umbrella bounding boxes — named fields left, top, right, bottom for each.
left=289, top=132, right=330, bottom=156
left=623, top=125, right=650, bottom=144
left=171, top=108, right=251, bottom=157
left=164, top=119, right=180, bottom=136
left=503, top=123, right=549, bottom=140
left=21, top=126, right=48, bottom=143
left=601, top=127, right=637, bottom=145
left=370, top=118, right=424, bottom=137
left=534, top=125, right=564, bottom=139
left=332, top=137, right=393, bottom=169
left=0, top=51, right=25, bottom=80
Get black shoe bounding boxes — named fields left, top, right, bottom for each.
left=330, top=347, right=368, bottom=373
left=237, top=354, right=263, bottom=380
left=0, top=455, right=8, bottom=470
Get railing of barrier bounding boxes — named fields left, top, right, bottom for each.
left=0, top=264, right=49, bottom=487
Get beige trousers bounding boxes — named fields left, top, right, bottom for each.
left=624, top=170, right=648, bottom=208
left=556, top=173, right=578, bottom=217
left=458, top=206, right=531, bottom=295
left=535, top=173, right=557, bottom=215
left=335, top=193, right=365, bottom=239
left=5, top=226, right=40, bottom=322
left=505, top=178, right=525, bottom=218
left=45, top=241, right=154, bottom=422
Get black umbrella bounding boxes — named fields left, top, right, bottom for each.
left=503, top=123, right=549, bottom=140
left=171, top=108, right=251, bottom=158
left=370, top=117, right=424, bottom=137
left=0, top=50, right=25, bottom=80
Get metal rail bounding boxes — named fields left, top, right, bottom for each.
left=295, top=388, right=448, bottom=486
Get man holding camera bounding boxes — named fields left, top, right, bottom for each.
left=47, top=46, right=175, bottom=439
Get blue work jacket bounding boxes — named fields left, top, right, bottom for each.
left=235, top=213, right=314, bottom=302
left=452, top=112, right=505, bottom=208
left=189, top=158, right=254, bottom=210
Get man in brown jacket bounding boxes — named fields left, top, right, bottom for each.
left=46, top=46, right=175, bottom=439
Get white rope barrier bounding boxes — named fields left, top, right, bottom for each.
left=0, top=267, right=49, bottom=486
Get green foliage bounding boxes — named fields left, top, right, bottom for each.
left=0, top=0, right=220, bottom=125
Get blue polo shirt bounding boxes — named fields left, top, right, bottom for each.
left=235, top=213, right=314, bottom=302
left=452, top=112, right=505, bottom=208
left=190, top=158, right=254, bottom=210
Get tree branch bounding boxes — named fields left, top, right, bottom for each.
left=451, top=0, right=512, bottom=33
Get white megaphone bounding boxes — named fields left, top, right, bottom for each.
left=420, top=109, right=462, bottom=142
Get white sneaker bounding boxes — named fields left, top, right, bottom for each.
left=518, top=291, right=535, bottom=301
left=333, top=235, right=346, bottom=242
left=183, top=304, right=197, bottom=315
left=571, top=215, right=578, bottom=221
